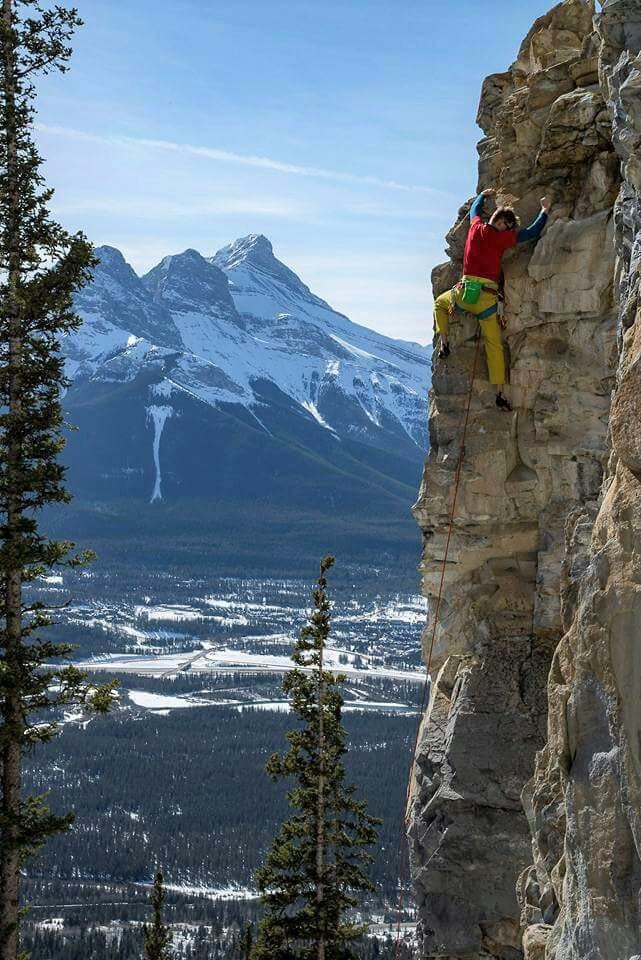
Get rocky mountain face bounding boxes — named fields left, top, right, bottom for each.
left=71, top=236, right=428, bottom=449
left=61, top=237, right=429, bottom=572
left=408, top=1, right=641, bottom=958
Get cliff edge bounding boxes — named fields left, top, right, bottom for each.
left=409, top=1, right=641, bottom=958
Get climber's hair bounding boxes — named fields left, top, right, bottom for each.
left=491, top=207, right=519, bottom=230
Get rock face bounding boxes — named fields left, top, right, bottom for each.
left=519, top=3, right=641, bottom=958
left=408, top=0, right=641, bottom=957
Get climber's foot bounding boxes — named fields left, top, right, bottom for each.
left=496, top=392, right=512, bottom=412
left=438, top=342, right=450, bottom=360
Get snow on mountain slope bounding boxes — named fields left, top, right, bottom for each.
left=66, top=238, right=430, bottom=449
left=68, top=247, right=182, bottom=379
left=57, top=239, right=432, bottom=570
left=212, top=235, right=429, bottom=443
left=213, top=235, right=422, bottom=376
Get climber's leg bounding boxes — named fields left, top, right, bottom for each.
left=478, top=313, right=505, bottom=385
left=434, top=290, right=452, bottom=336
left=434, top=290, right=453, bottom=357
left=478, top=313, right=511, bottom=409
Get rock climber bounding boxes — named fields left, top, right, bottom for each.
left=434, top=188, right=552, bottom=410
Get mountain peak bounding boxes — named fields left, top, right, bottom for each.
left=95, top=245, right=128, bottom=266
left=154, top=248, right=209, bottom=273
left=213, top=234, right=275, bottom=271
left=92, top=245, right=142, bottom=288
left=212, top=235, right=332, bottom=313
left=72, top=246, right=183, bottom=355
left=239, top=234, right=273, bottom=254
left=142, top=248, right=240, bottom=321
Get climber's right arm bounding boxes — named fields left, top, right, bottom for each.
left=470, top=187, right=498, bottom=221
left=469, top=193, right=486, bottom=220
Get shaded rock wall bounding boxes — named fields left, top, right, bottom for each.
left=407, top=0, right=638, bottom=956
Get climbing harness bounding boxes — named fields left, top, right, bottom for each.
left=393, top=330, right=484, bottom=960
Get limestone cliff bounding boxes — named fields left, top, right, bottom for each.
left=409, top=1, right=641, bottom=958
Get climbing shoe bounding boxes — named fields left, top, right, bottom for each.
left=438, top=343, right=451, bottom=360
left=496, top=392, right=512, bottom=412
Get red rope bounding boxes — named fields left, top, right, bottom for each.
left=393, top=330, right=483, bottom=958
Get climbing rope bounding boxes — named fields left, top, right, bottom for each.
left=393, top=326, right=483, bottom=959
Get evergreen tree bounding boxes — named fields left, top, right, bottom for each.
left=0, top=3, right=114, bottom=957
left=241, top=923, right=253, bottom=960
left=144, top=871, right=173, bottom=960
left=253, top=557, right=379, bottom=960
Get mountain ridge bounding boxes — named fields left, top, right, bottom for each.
left=68, top=236, right=429, bottom=446
left=57, top=234, right=430, bottom=574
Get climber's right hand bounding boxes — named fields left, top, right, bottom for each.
left=540, top=196, right=552, bottom=212
left=482, top=187, right=497, bottom=197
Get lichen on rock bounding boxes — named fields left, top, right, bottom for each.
left=408, top=0, right=640, bottom=957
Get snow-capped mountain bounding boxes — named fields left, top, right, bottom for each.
left=210, top=235, right=428, bottom=443
left=69, top=236, right=428, bottom=448
left=58, top=237, right=430, bottom=572
left=70, top=246, right=182, bottom=373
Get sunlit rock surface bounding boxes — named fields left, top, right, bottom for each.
left=408, top=0, right=641, bottom=956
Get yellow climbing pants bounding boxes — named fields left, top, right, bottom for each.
left=434, top=277, right=506, bottom=386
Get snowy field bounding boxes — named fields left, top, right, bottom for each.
left=33, top=572, right=428, bottom=713
left=86, top=648, right=425, bottom=683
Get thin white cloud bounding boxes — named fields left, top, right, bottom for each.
left=36, top=122, right=450, bottom=197
left=51, top=194, right=311, bottom=220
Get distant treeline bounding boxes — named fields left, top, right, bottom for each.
left=25, top=706, right=415, bottom=910
left=24, top=921, right=413, bottom=960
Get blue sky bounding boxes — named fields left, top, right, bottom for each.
left=36, top=0, right=553, bottom=344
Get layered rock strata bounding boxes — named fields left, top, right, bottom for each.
left=408, top=1, right=636, bottom=956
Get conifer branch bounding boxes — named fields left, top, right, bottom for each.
left=0, top=3, right=112, bottom=955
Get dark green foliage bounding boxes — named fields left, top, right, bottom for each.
left=254, top=559, right=380, bottom=960
left=144, top=871, right=173, bottom=960
left=24, top=924, right=143, bottom=960
left=22, top=702, right=413, bottom=897
left=241, top=923, right=253, bottom=960
left=46, top=497, right=423, bottom=581
left=20, top=918, right=413, bottom=960
left=0, top=2, right=114, bottom=954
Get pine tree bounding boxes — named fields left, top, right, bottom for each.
left=144, top=871, right=173, bottom=960
left=241, top=923, right=253, bottom=960
left=253, top=557, right=380, bottom=960
left=0, top=3, right=115, bottom=958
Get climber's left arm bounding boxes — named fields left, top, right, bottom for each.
left=517, top=197, right=552, bottom=243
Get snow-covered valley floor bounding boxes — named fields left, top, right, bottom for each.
left=37, top=571, right=428, bottom=713
left=24, top=570, right=424, bottom=948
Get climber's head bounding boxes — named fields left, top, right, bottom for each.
left=490, top=207, right=518, bottom=232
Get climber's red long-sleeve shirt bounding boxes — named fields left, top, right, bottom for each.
left=463, top=219, right=517, bottom=282
left=463, top=195, right=548, bottom=282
